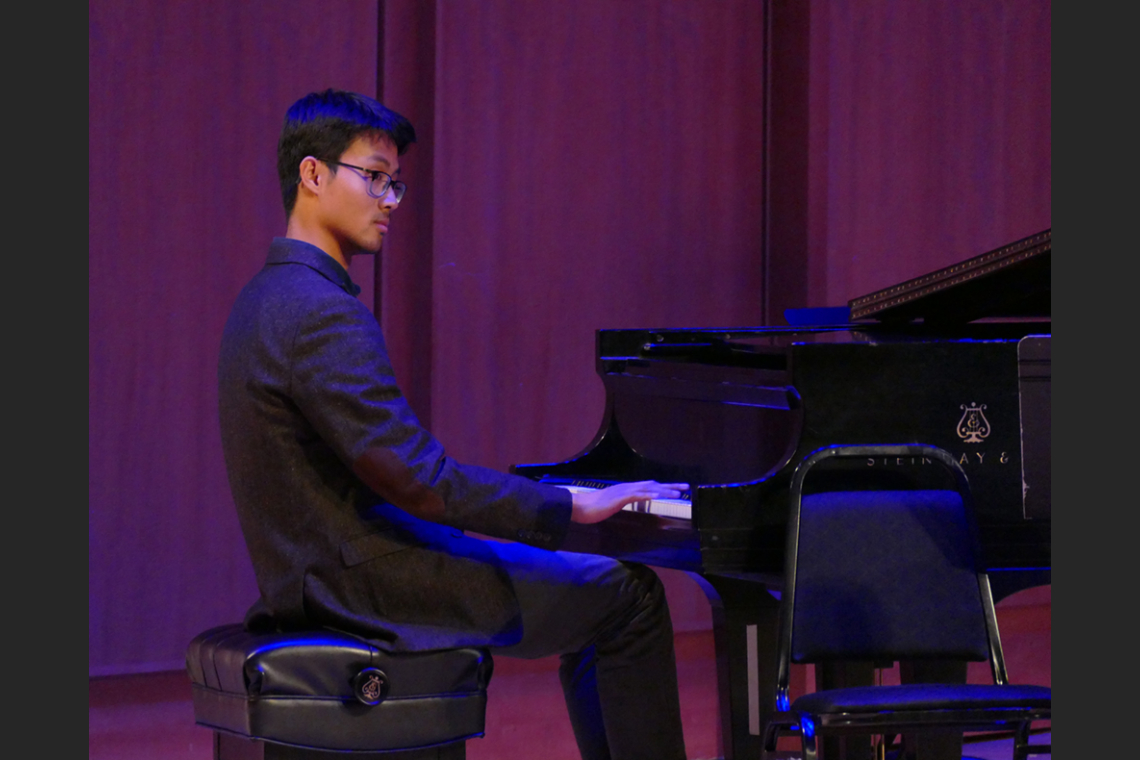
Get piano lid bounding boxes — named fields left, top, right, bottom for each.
left=847, top=229, right=1051, bottom=324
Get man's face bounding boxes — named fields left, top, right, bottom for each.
left=319, top=134, right=401, bottom=257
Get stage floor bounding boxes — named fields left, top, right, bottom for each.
left=90, top=626, right=1049, bottom=760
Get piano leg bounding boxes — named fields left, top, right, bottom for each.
left=689, top=573, right=782, bottom=760
left=898, top=660, right=968, bottom=760
left=812, top=660, right=967, bottom=760
left=814, top=662, right=875, bottom=760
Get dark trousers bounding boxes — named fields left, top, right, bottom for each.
left=483, top=541, right=687, bottom=760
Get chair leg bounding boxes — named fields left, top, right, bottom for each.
left=215, top=733, right=260, bottom=760
left=1013, top=722, right=1029, bottom=760
left=802, top=732, right=819, bottom=760
left=876, top=733, right=902, bottom=760
left=816, top=661, right=876, bottom=760
left=761, top=722, right=782, bottom=754
left=898, top=660, right=966, bottom=760
left=762, top=714, right=798, bottom=753
left=1013, top=722, right=1051, bottom=759
left=265, top=744, right=466, bottom=760
left=215, top=732, right=467, bottom=760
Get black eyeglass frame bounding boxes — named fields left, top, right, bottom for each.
left=318, top=158, right=407, bottom=201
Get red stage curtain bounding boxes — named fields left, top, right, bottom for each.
left=805, top=0, right=1051, bottom=307
left=90, top=0, right=1049, bottom=676
left=425, top=0, right=768, bottom=475
left=89, top=0, right=380, bottom=675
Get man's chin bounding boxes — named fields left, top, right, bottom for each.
left=353, top=238, right=383, bottom=256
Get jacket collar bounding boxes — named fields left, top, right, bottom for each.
left=266, top=237, right=362, bottom=296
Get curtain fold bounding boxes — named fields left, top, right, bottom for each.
left=89, top=0, right=380, bottom=675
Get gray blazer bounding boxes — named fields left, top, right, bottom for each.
left=218, top=238, right=572, bottom=651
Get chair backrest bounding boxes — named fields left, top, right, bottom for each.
left=793, top=487, right=988, bottom=662
left=774, top=445, right=1008, bottom=707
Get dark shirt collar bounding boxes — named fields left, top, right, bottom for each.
left=267, top=237, right=362, bottom=296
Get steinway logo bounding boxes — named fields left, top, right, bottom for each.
left=862, top=400, right=1011, bottom=470
left=956, top=402, right=991, bottom=444
left=866, top=451, right=1009, bottom=467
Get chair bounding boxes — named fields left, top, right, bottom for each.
left=762, top=444, right=1050, bottom=760
left=186, top=621, right=493, bottom=759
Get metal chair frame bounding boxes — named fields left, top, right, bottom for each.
left=762, top=444, right=1050, bottom=759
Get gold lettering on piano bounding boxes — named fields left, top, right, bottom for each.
left=957, top=451, right=1009, bottom=466
left=866, top=457, right=934, bottom=467
left=866, top=454, right=1010, bottom=467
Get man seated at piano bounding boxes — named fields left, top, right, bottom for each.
left=217, top=88, right=692, bottom=760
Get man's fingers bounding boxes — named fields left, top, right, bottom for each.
left=572, top=481, right=690, bottom=524
left=620, top=481, right=689, bottom=499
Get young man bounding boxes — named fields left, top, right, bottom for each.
left=218, top=89, right=688, bottom=760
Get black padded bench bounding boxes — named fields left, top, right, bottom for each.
left=186, top=624, right=493, bottom=759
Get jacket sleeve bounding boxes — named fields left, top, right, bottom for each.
left=287, top=290, right=571, bottom=549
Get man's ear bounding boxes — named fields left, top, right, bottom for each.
left=297, top=156, right=323, bottom=197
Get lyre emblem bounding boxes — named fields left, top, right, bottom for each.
left=361, top=673, right=384, bottom=701
left=956, top=403, right=991, bottom=444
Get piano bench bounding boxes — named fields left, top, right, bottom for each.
left=186, top=623, right=493, bottom=760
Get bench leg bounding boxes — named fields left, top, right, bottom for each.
left=215, top=732, right=467, bottom=760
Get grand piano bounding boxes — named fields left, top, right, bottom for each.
left=511, top=229, right=1051, bottom=759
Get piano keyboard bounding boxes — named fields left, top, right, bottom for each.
left=543, top=480, right=693, bottom=520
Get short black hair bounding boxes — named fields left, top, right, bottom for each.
left=277, top=89, right=416, bottom=216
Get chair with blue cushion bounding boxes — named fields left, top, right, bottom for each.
left=762, top=444, right=1050, bottom=760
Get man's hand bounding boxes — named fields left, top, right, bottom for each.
left=570, top=481, right=690, bottom=524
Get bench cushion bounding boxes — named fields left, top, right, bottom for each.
left=186, top=624, right=492, bottom=752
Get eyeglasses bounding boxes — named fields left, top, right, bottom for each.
left=319, top=159, right=407, bottom=202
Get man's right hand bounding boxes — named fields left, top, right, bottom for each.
left=570, top=481, right=689, bottom=524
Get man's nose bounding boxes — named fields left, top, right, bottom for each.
left=379, top=186, right=400, bottom=209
